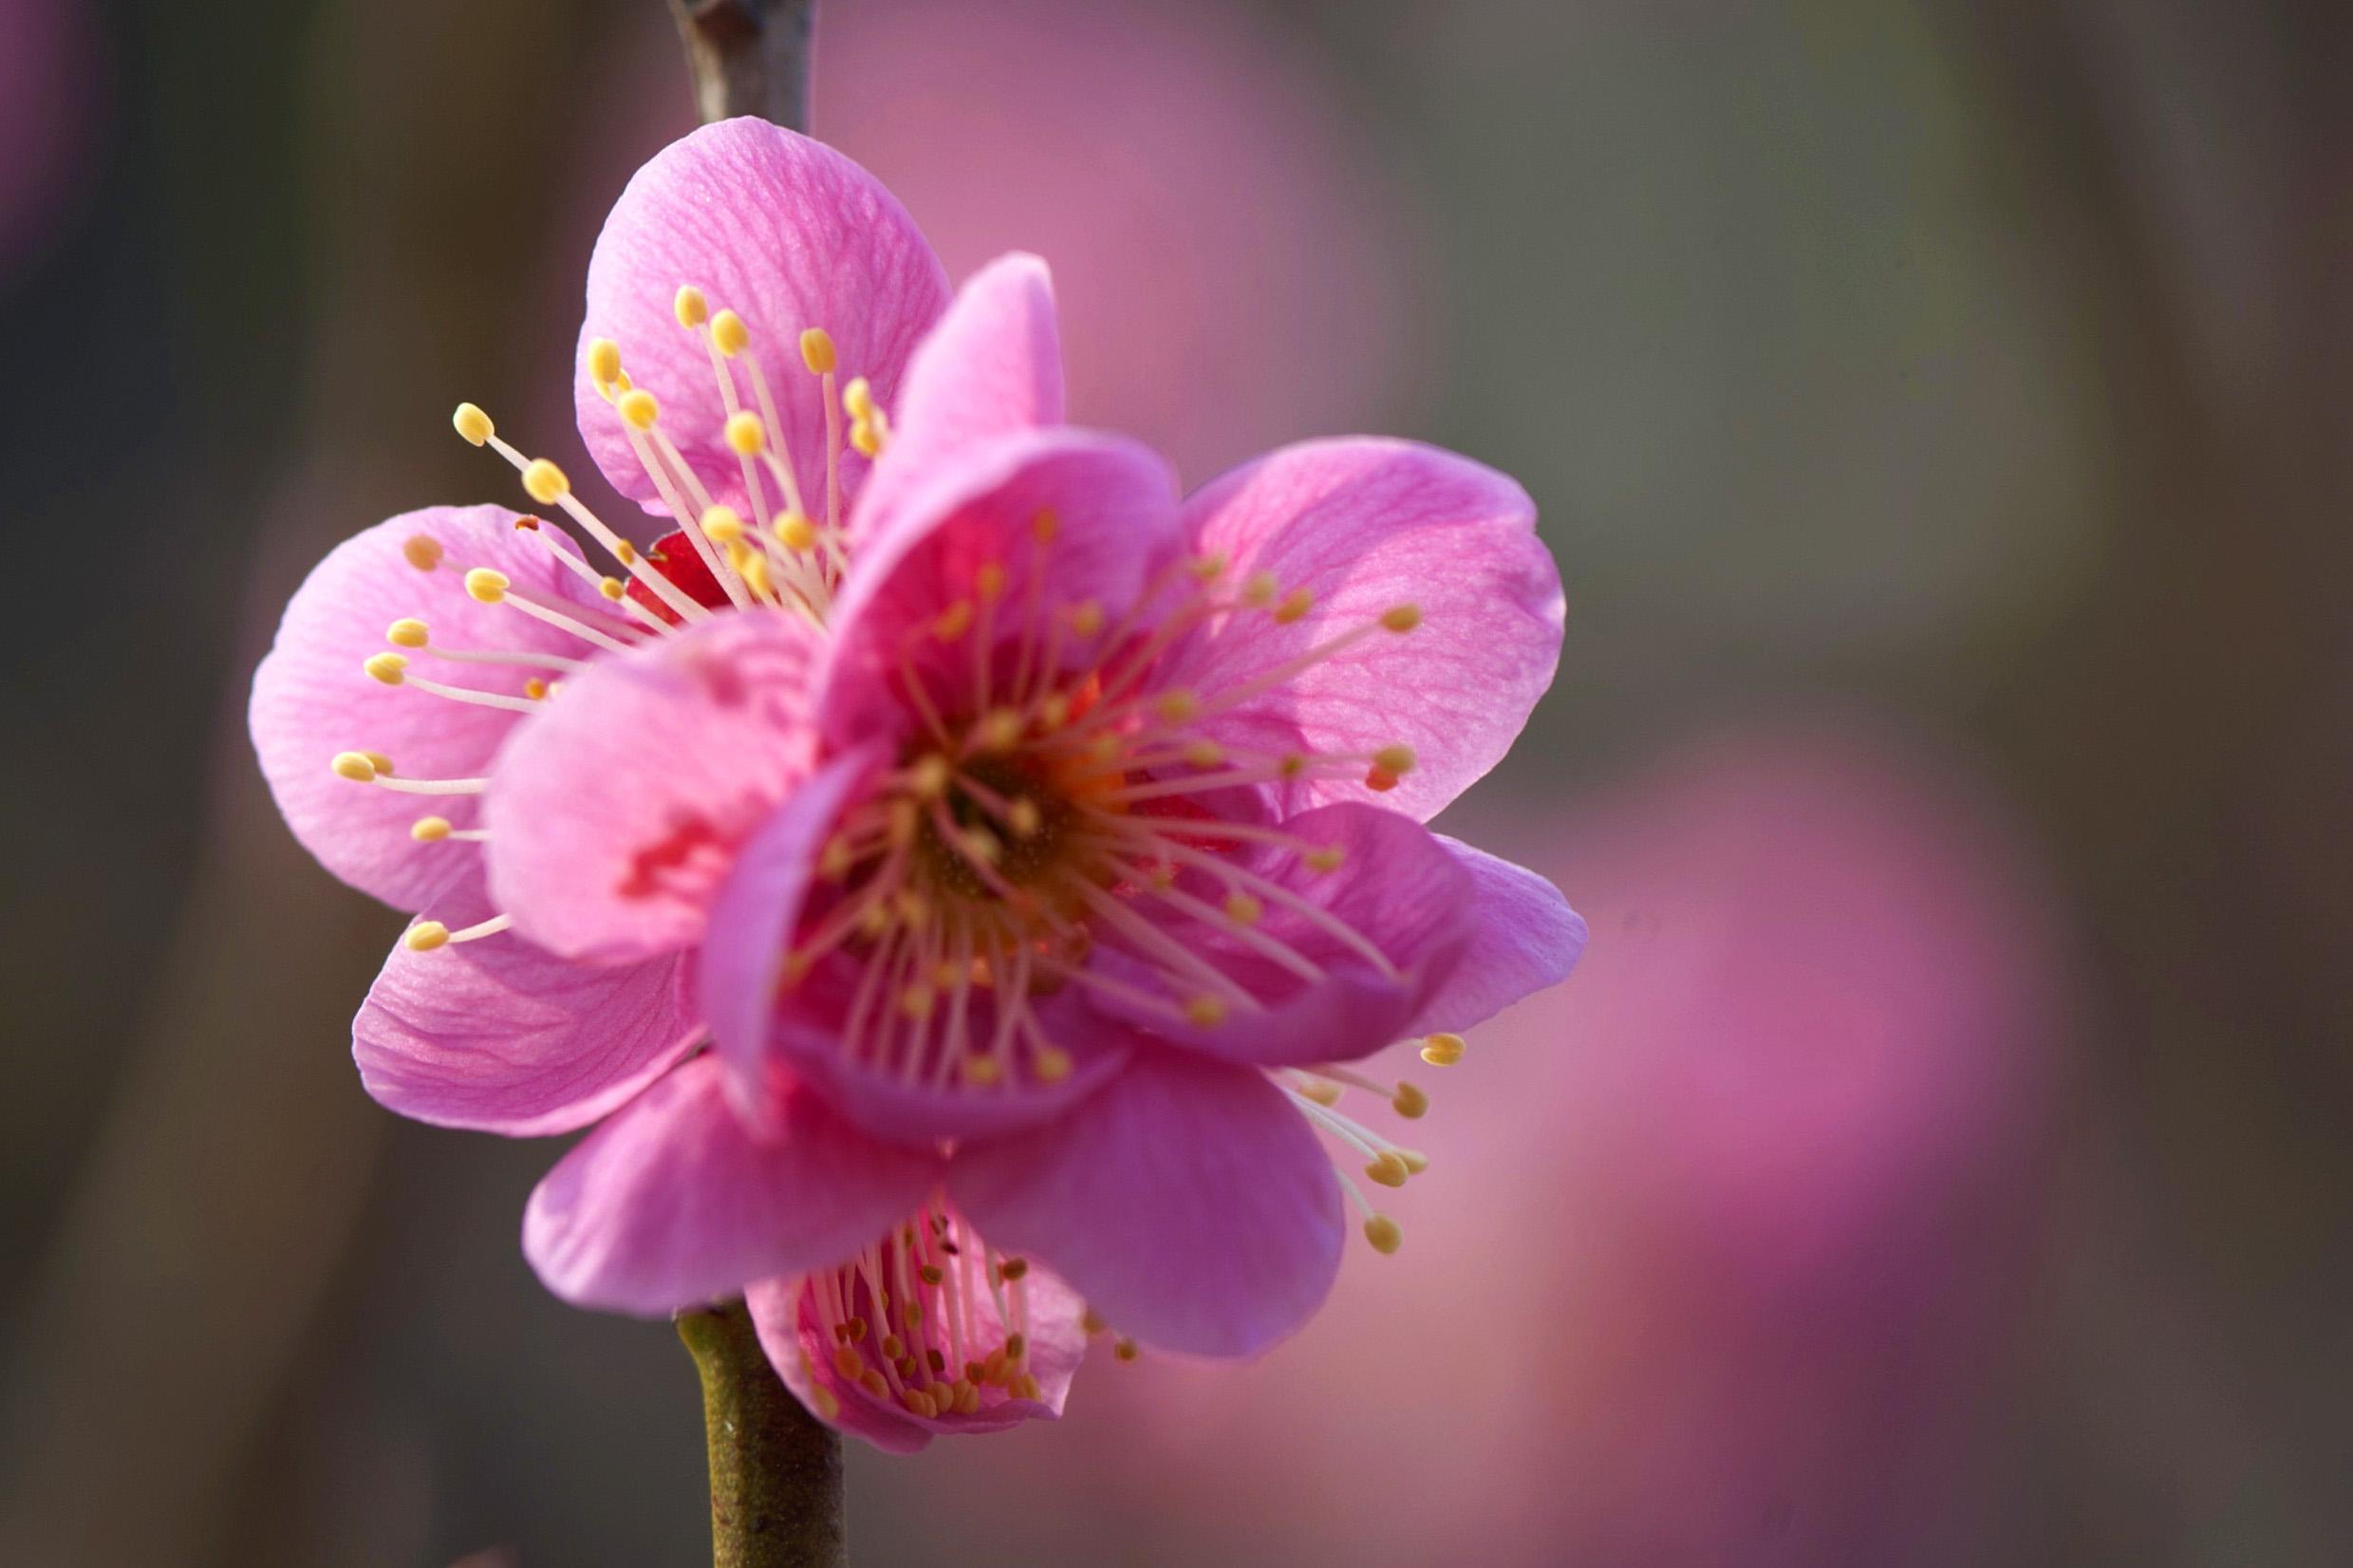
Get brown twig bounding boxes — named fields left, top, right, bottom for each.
left=669, top=0, right=818, bottom=128
left=678, top=1302, right=849, bottom=1568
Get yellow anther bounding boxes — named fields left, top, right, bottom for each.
left=1032, top=510, right=1060, bottom=543
left=726, top=542, right=754, bottom=575
left=843, top=376, right=874, bottom=420
left=724, top=410, right=765, bottom=456
left=892, top=888, right=931, bottom=928
left=1080, top=1308, right=1109, bottom=1335
left=857, top=901, right=892, bottom=938
left=858, top=1370, right=887, bottom=1398
left=403, top=921, right=450, bottom=952
left=410, top=815, right=452, bottom=843
left=1037, top=694, right=1072, bottom=729
left=524, top=677, right=549, bottom=700
left=1223, top=892, right=1262, bottom=925
left=977, top=708, right=1023, bottom=753
left=452, top=402, right=494, bottom=446
left=1113, top=1338, right=1140, bottom=1363
left=1278, top=755, right=1308, bottom=779
left=613, top=370, right=632, bottom=394
left=1184, top=995, right=1229, bottom=1028
left=809, top=1385, right=841, bottom=1422
left=700, top=505, right=745, bottom=544
left=1373, top=743, right=1416, bottom=775
left=974, top=562, right=1008, bottom=603
left=776, top=513, right=816, bottom=551
left=899, top=984, right=936, bottom=1020
left=711, top=309, right=749, bottom=356
left=1364, top=1215, right=1403, bottom=1255
left=464, top=568, right=510, bottom=605
left=1188, top=551, right=1228, bottom=581
left=962, top=1055, right=1004, bottom=1088
left=739, top=552, right=773, bottom=598
left=1034, top=1044, right=1074, bottom=1082
left=831, top=1346, right=864, bottom=1381
left=1274, top=588, right=1314, bottom=624
left=402, top=534, right=444, bottom=571
left=1183, top=740, right=1225, bottom=768
left=1000, top=1260, right=1030, bottom=1285
left=932, top=601, right=974, bottom=641
left=1006, top=797, right=1043, bottom=838
left=799, top=327, right=837, bottom=374
left=587, top=338, right=622, bottom=385
left=386, top=618, right=429, bottom=648
left=616, top=538, right=639, bottom=565
left=1298, top=1078, right=1343, bottom=1107
left=1304, top=845, right=1345, bottom=873
left=364, top=751, right=395, bottom=775
left=521, top=458, right=570, bottom=504
left=1380, top=603, right=1423, bottom=633
left=1391, top=1081, right=1430, bottom=1120
left=1365, top=1151, right=1410, bottom=1188
left=673, top=284, right=708, bottom=327
left=1242, top=570, right=1279, bottom=607
left=330, top=752, right=379, bottom=782
left=850, top=420, right=882, bottom=458
left=598, top=575, right=626, bottom=601
left=1397, top=1148, right=1431, bottom=1175
left=1154, top=690, right=1198, bottom=723
left=963, top=826, right=1002, bottom=864
left=364, top=652, right=408, bottom=686
left=1068, top=601, right=1105, bottom=637
left=1420, top=1032, right=1466, bottom=1067
left=616, top=388, right=660, bottom=430
left=909, top=755, right=951, bottom=798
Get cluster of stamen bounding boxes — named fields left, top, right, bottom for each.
left=793, top=1204, right=1046, bottom=1422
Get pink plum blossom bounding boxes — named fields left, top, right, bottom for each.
left=250, top=119, right=1581, bottom=1447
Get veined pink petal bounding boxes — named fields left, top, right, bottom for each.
left=819, top=425, right=1182, bottom=748
left=1410, top=836, right=1587, bottom=1036
left=1162, top=438, right=1562, bottom=821
left=1083, top=801, right=1474, bottom=1067
left=747, top=1221, right=1088, bottom=1451
left=574, top=119, right=949, bottom=521
left=484, top=612, right=824, bottom=963
left=523, top=1054, right=942, bottom=1316
left=356, top=857, right=699, bottom=1136
left=949, top=1049, right=1344, bottom=1357
left=852, top=252, right=1065, bottom=545
left=250, top=505, right=611, bottom=911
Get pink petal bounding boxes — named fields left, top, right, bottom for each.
left=695, top=744, right=888, bottom=1109
left=523, top=1054, right=943, bottom=1316
left=1410, top=836, right=1587, bottom=1035
left=356, top=857, right=699, bottom=1136
left=949, top=1049, right=1344, bottom=1357
left=574, top=119, right=948, bottom=521
left=852, top=252, right=1065, bottom=544
left=747, top=1232, right=1089, bottom=1451
left=819, top=426, right=1182, bottom=747
left=1161, top=438, right=1562, bottom=821
left=250, top=506, right=616, bottom=910
left=1083, top=802, right=1475, bottom=1067
left=483, top=612, right=824, bottom=963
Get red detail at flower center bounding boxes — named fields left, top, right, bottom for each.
left=626, top=531, right=734, bottom=625
left=618, top=811, right=731, bottom=900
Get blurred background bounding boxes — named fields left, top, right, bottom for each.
left=2, top=0, right=2347, bottom=1562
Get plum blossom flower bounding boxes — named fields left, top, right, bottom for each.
left=250, top=119, right=1583, bottom=1447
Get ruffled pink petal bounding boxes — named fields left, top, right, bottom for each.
left=851, top=252, right=1065, bottom=545
left=574, top=119, right=948, bottom=521
left=747, top=1234, right=1088, bottom=1452
left=356, top=857, right=699, bottom=1136
left=1083, top=802, right=1474, bottom=1067
left=949, top=1049, right=1343, bottom=1357
left=250, top=506, right=612, bottom=910
left=1160, top=438, right=1562, bottom=821
left=483, top=612, right=824, bottom=963
left=1410, top=836, right=1587, bottom=1035
left=523, top=1054, right=942, bottom=1316
left=818, top=426, right=1182, bottom=747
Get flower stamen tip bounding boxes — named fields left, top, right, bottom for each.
left=463, top=568, right=511, bottom=605
left=385, top=618, right=429, bottom=649
left=1364, top=1215, right=1404, bottom=1255
left=403, top=921, right=450, bottom=952
left=799, top=327, right=837, bottom=375
left=451, top=402, right=494, bottom=446
left=1420, top=1033, right=1466, bottom=1066
left=520, top=458, right=570, bottom=505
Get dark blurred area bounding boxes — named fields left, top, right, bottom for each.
left=3, top=1, right=2348, bottom=1563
